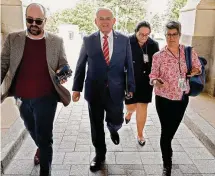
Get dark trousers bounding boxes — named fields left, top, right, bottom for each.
left=155, top=95, right=189, bottom=166
left=17, top=94, right=58, bottom=174
left=88, top=88, right=124, bottom=157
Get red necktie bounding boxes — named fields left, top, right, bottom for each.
left=103, top=35, right=110, bottom=65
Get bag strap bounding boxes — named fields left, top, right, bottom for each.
left=184, top=46, right=192, bottom=74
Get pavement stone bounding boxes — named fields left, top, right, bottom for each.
left=2, top=97, right=215, bottom=176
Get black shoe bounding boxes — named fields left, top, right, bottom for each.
left=125, top=118, right=131, bottom=124
left=90, top=156, right=105, bottom=172
left=110, top=131, right=120, bottom=145
left=137, top=137, right=146, bottom=146
left=125, top=112, right=132, bottom=124
left=162, top=166, right=171, bottom=176
left=40, top=169, right=51, bottom=176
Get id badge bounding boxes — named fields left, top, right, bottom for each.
left=16, top=98, right=22, bottom=109
left=143, top=54, right=149, bottom=63
left=178, top=78, right=187, bottom=91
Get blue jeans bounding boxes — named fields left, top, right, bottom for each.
left=17, top=93, right=58, bottom=174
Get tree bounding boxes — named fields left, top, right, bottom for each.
left=46, top=1, right=96, bottom=34
left=46, top=0, right=148, bottom=34
left=150, top=14, right=162, bottom=34
left=97, top=0, right=147, bottom=33
left=165, top=0, right=188, bottom=21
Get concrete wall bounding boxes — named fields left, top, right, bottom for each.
left=1, top=0, right=24, bottom=87
left=1, top=0, right=24, bottom=137
left=179, top=0, right=215, bottom=96
left=1, top=0, right=24, bottom=46
left=209, top=34, right=215, bottom=96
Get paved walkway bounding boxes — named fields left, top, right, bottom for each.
left=189, top=93, right=215, bottom=128
left=2, top=94, right=215, bottom=176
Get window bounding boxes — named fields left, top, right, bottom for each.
left=69, top=31, right=74, bottom=40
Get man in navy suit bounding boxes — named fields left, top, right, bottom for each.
left=72, top=7, right=135, bottom=172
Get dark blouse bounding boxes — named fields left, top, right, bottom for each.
left=129, top=34, right=159, bottom=84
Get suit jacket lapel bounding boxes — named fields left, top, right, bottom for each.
left=94, top=31, right=102, bottom=52
left=45, top=32, right=54, bottom=66
left=109, top=30, right=118, bottom=67
left=94, top=31, right=106, bottom=62
left=14, top=31, right=26, bottom=69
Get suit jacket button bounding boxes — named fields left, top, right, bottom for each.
left=143, top=71, right=146, bottom=74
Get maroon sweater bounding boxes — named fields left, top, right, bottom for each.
left=15, top=37, right=55, bottom=98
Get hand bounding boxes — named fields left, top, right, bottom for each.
left=72, top=91, right=80, bottom=102
left=56, top=69, right=68, bottom=84
left=128, top=92, right=133, bottom=97
left=153, top=79, right=165, bottom=88
left=60, top=79, right=67, bottom=84
left=125, top=92, right=133, bottom=99
left=187, top=68, right=200, bottom=77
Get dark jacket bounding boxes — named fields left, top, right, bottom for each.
left=72, top=31, right=135, bottom=104
left=1, top=31, right=71, bottom=106
left=129, top=34, right=159, bottom=84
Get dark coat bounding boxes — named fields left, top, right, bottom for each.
left=125, top=34, right=159, bottom=104
left=129, top=34, right=159, bottom=81
left=72, top=31, right=135, bottom=104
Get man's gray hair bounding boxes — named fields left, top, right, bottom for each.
left=95, top=7, right=114, bottom=18
left=26, top=3, right=47, bottom=18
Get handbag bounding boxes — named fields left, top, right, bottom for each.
left=184, top=46, right=207, bottom=96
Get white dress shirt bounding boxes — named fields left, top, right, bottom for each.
left=100, top=30, right=113, bottom=60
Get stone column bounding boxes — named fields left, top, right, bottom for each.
left=179, top=0, right=215, bottom=96
left=1, top=0, right=24, bottom=144
left=211, top=31, right=215, bottom=96
left=1, top=0, right=24, bottom=89
left=1, top=0, right=24, bottom=45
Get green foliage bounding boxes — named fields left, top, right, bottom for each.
left=97, top=0, right=146, bottom=33
left=46, top=1, right=96, bottom=34
left=150, top=14, right=162, bottom=34
left=167, top=0, right=188, bottom=21
left=46, top=0, right=147, bottom=34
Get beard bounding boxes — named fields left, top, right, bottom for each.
left=27, top=25, right=42, bottom=36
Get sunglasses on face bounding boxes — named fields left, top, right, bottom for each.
left=26, top=18, right=44, bottom=25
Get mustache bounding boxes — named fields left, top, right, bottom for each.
left=27, top=25, right=42, bottom=36
left=30, top=25, right=40, bottom=30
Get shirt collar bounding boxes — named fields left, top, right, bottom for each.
left=162, top=44, right=184, bottom=52
left=26, top=30, right=46, bottom=40
left=100, top=30, right=113, bottom=39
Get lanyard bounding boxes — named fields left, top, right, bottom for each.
left=139, top=42, right=148, bottom=55
left=167, top=47, right=182, bottom=75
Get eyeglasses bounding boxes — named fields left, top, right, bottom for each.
left=26, top=18, right=44, bottom=25
left=165, top=33, right=179, bottom=38
left=138, top=32, right=150, bottom=38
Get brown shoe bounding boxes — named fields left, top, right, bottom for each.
left=34, top=148, right=40, bottom=165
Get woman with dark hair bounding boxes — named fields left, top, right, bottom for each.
left=125, top=21, right=159, bottom=146
left=149, top=21, right=201, bottom=176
